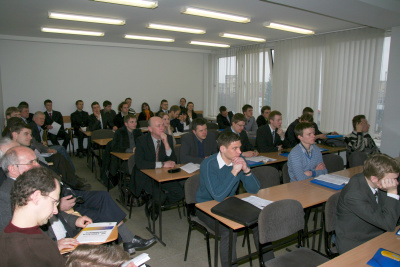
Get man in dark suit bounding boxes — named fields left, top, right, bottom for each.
left=217, top=106, right=233, bottom=129
left=101, top=100, right=117, bottom=121
left=223, top=113, right=258, bottom=157
left=113, top=101, right=129, bottom=129
left=256, top=105, right=271, bottom=128
left=18, top=104, right=32, bottom=124
left=155, top=99, right=169, bottom=116
left=285, top=113, right=314, bottom=148
left=335, top=154, right=400, bottom=254
left=133, top=116, right=184, bottom=214
left=0, top=137, right=20, bottom=187
left=256, top=110, right=289, bottom=152
left=71, top=100, right=89, bottom=157
left=43, top=99, right=71, bottom=149
left=180, top=118, right=218, bottom=164
left=88, top=101, right=116, bottom=131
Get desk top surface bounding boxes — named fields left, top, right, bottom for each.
left=141, top=164, right=199, bottom=182
left=110, top=152, right=134, bottom=161
left=92, top=138, right=112, bottom=146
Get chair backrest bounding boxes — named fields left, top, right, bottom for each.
left=91, top=129, right=115, bottom=140
left=324, top=192, right=340, bottom=232
left=252, top=166, right=280, bottom=189
left=206, top=122, right=219, bottom=130
left=138, top=120, right=148, bottom=128
left=348, top=151, right=368, bottom=168
left=258, top=199, right=304, bottom=244
left=63, top=115, right=71, bottom=124
left=174, top=144, right=181, bottom=164
left=282, top=162, right=290, bottom=184
left=322, top=154, right=344, bottom=173
left=127, top=154, right=135, bottom=175
left=185, top=173, right=200, bottom=205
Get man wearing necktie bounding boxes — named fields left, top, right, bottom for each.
left=336, top=154, right=400, bottom=254
left=43, top=99, right=71, bottom=150
left=256, top=110, right=289, bottom=153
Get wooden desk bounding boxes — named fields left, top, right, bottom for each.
left=83, top=131, right=92, bottom=137
left=319, top=226, right=400, bottom=266
left=141, top=165, right=199, bottom=245
left=92, top=138, right=112, bottom=146
left=110, top=152, right=134, bottom=161
left=110, top=152, right=134, bottom=204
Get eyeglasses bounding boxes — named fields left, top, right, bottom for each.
left=15, top=158, right=39, bottom=166
left=46, top=195, right=60, bottom=207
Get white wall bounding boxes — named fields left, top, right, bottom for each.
left=380, top=26, right=400, bottom=157
left=0, top=38, right=207, bottom=118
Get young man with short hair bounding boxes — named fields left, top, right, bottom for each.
left=256, top=105, right=271, bottom=127
left=256, top=110, right=289, bottom=152
left=287, top=122, right=327, bottom=182
left=43, top=99, right=71, bottom=149
left=345, top=114, right=380, bottom=156
left=101, top=100, right=117, bottom=120
left=113, top=101, right=129, bottom=129
left=224, top=113, right=258, bottom=157
left=155, top=99, right=169, bottom=116
left=179, top=97, right=187, bottom=113
left=216, top=106, right=233, bottom=129
left=125, top=97, right=136, bottom=115
left=168, top=105, right=182, bottom=132
left=242, top=104, right=258, bottom=135
left=180, top=118, right=218, bottom=164
left=88, top=101, right=115, bottom=131
left=18, top=104, right=31, bottom=124
left=71, top=100, right=89, bottom=158
left=285, top=113, right=314, bottom=148
left=336, top=154, right=400, bottom=254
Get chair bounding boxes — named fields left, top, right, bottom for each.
left=174, top=144, right=181, bottom=164
left=138, top=120, right=148, bottom=128
left=252, top=166, right=280, bottom=189
left=258, top=199, right=329, bottom=267
left=348, top=151, right=368, bottom=168
left=90, top=129, right=115, bottom=178
left=322, top=154, right=344, bottom=173
left=282, top=162, right=290, bottom=184
left=323, top=192, right=340, bottom=258
left=206, top=122, right=219, bottom=130
left=184, top=174, right=214, bottom=267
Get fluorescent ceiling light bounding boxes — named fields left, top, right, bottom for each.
left=48, top=12, right=125, bottom=25
left=264, top=22, right=314, bottom=35
left=189, top=41, right=230, bottom=48
left=124, top=34, right=174, bottom=42
left=147, top=23, right=205, bottom=34
left=92, top=0, right=157, bottom=9
left=182, top=7, right=250, bottom=23
left=220, top=33, right=265, bottom=42
left=41, top=27, right=104, bottom=36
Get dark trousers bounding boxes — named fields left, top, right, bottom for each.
left=48, top=130, right=71, bottom=149
left=74, top=128, right=86, bottom=152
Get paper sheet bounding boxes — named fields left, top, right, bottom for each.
left=47, top=121, right=61, bottom=135
left=314, top=174, right=350, bottom=185
left=76, top=222, right=117, bottom=243
left=241, top=196, right=274, bottom=210
left=245, top=156, right=277, bottom=163
left=180, top=163, right=200, bottom=173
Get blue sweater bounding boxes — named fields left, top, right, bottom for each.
left=288, top=143, right=327, bottom=182
left=196, top=153, right=261, bottom=203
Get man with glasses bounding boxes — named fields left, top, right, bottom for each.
left=223, top=113, right=258, bottom=157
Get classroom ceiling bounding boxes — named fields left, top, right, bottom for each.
left=0, top=0, right=399, bottom=51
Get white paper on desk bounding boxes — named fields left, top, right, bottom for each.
left=314, top=174, right=350, bottom=185
left=180, top=163, right=200, bottom=173
left=76, top=222, right=117, bottom=243
left=173, top=132, right=187, bottom=136
left=47, top=121, right=61, bottom=135
left=245, top=156, right=276, bottom=163
left=241, top=196, right=274, bottom=210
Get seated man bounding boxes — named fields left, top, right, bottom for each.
left=134, top=117, right=184, bottom=217
left=0, top=144, right=156, bottom=254
left=43, top=99, right=71, bottom=149
left=125, top=97, right=136, bottom=115
left=285, top=113, right=314, bottom=148
left=288, top=122, right=327, bottom=182
left=114, top=101, right=130, bottom=129
left=4, top=107, right=20, bottom=128
left=302, top=107, right=336, bottom=141
left=180, top=118, right=218, bottom=164
left=196, top=132, right=272, bottom=267
left=224, top=114, right=258, bottom=157
left=217, top=106, right=233, bottom=130
left=256, top=105, right=271, bottom=128
left=168, top=105, right=182, bottom=132
left=336, top=154, right=400, bottom=254
left=179, top=97, right=187, bottom=113
left=88, top=101, right=116, bottom=131
left=242, top=104, right=258, bottom=135
left=18, top=104, right=32, bottom=124
left=0, top=166, right=66, bottom=266
left=71, top=100, right=89, bottom=158
left=345, top=115, right=380, bottom=156
left=155, top=99, right=169, bottom=116
left=101, top=100, right=117, bottom=121
left=0, top=137, right=19, bottom=186
left=19, top=101, right=34, bottom=122
left=256, top=110, right=289, bottom=152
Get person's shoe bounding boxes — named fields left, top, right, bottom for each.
left=123, top=236, right=157, bottom=253
left=148, top=201, right=160, bottom=221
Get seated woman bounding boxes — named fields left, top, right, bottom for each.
left=137, top=102, right=154, bottom=127
left=159, top=112, right=176, bottom=146
left=186, top=102, right=197, bottom=123
left=179, top=112, right=190, bottom=131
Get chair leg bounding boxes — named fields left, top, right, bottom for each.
left=205, top=232, right=212, bottom=267
left=245, top=228, right=252, bottom=267
left=184, top=224, right=192, bottom=261
left=242, top=234, right=246, bottom=247
left=128, top=193, right=133, bottom=219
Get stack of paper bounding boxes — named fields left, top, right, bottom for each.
left=76, top=222, right=117, bottom=243
left=314, top=174, right=350, bottom=185
left=241, top=196, right=274, bottom=210
left=246, top=156, right=277, bottom=163
left=173, top=132, right=187, bottom=136
left=180, top=163, right=200, bottom=173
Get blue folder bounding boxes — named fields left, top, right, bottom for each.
left=367, top=248, right=400, bottom=267
left=326, top=135, right=343, bottom=139
left=279, top=152, right=290, bottom=157
left=318, top=148, right=329, bottom=152
left=247, top=160, right=264, bottom=167
left=310, top=179, right=346, bottom=190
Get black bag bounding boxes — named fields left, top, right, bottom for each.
left=324, top=137, right=346, bottom=147
left=211, top=197, right=260, bottom=227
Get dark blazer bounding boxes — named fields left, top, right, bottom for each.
left=29, top=121, right=44, bottom=143
left=132, top=134, right=176, bottom=196
left=180, top=132, right=218, bottom=164
left=217, top=111, right=233, bottom=129
left=71, top=110, right=89, bottom=132
left=44, top=110, right=64, bottom=133
left=170, top=118, right=183, bottom=132
left=155, top=109, right=168, bottom=116
left=88, top=113, right=114, bottom=131
left=0, top=168, right=6, bottom=187
left=335, top=173, right=400, bottom=254
left=41, top=213, right=79, bottom=242
left=285, top=119, right=300, bottom=148
left=223, top=127, right=254, bottom=152
left=256, top=124, right=289, bottom=152
left=101, top=109, right=116, bottom=120
left=138, top=111, right=154, bottom=122
left=111, top=126, right=142, bottom=153
left=113, top=113, right=125, bottom=129
left=256, top=115, right=268, bottom=128
left=0, top=177, right=14, bottom=232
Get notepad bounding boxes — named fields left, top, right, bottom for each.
left=310, top=174, right=350, bottom=190
left=241, top=196, right=274, bottom=210
left=180, top=163, right=200, bottom=173
left=76, top=222, right=117, bottom=243
left=246, top=156, right=277, bottom=163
